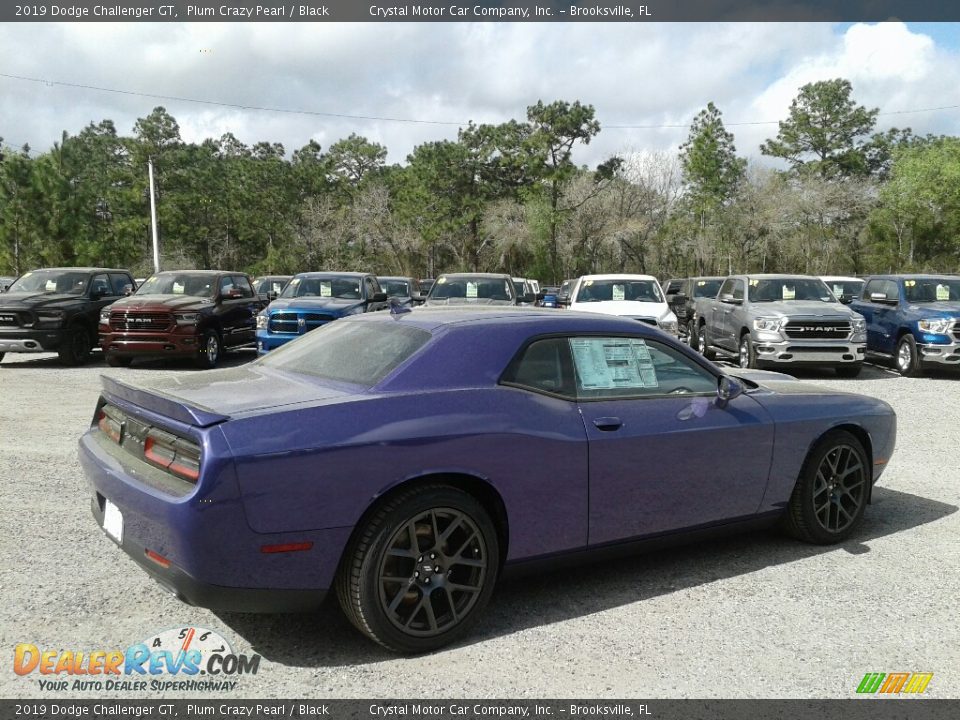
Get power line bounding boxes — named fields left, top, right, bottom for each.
left=2, top=71, right=959, bottom=133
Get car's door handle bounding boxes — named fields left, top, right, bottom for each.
left=592, top=417, right=622, bottom=431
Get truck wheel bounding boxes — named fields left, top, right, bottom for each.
left=195, top=329, right=221, bottom=369
left=895, top=335, right=922, bottom=377
left=686, top=321, right=698, bottom=348
left=835, top=364, right=862, bottom=378
left=0, top=352, right=4, bottom=363
left=738, top=334, right=756, bottom=369
left=106, top=353, right=132, bottom=368
left=58, top=324, right=91, bottom=366
left=697, top=323, right=716, bottom=360
left=783, top=430, right=869, bottom=544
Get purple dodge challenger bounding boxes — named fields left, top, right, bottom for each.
left=80, top=308, right=896, bottom=652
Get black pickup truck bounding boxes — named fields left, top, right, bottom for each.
left=0, top=267, right=135, bottom=366
left=663, top=276, right=725, bottom=344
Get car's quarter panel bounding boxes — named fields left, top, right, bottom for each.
left=744, top=381, right=896, bottom=512
left=581, top=393, right=775, bottom=545
left=78, top=395, right=347, bottom=594
left=222, top=387, right=590, bottom=560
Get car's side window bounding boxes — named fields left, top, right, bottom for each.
left=569, top=336, right=717, bottom=400
left=233, top=276, right=254, bottom=298
left=731, top=279, right=745, bottom=301
left=110, top=273, right=132, bottom=296
left=219, top=276, right=235, bottom=297
left=501, top=337, right=575, bottom=398
left=365, top=277, right=379, bottom=299
left=89, top=273, right=112, bottom=297
left=718, top=278, right=736, bottom=297
left=863, top=279, right=884, bottom=300
left=884, top=280, right=901, bottom=301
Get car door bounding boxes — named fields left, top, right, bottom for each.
left=861, top=278, right=899, bottom=355
left=568, top=335, right=775, bottom=544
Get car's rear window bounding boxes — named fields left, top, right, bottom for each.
left=256, top=320, right=431, bottom=386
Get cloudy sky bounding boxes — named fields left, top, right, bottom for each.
left=1, top=21, right=958, bottom=168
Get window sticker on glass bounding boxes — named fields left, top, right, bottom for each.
left=697, top=280, right=707, bottom=286
left=612, top=284, right=626, bottom=301
left=570, top=338, right=658, bottom=390
left=172, top=282, right=185, bottom=294
left=45, top=280, right=57, bottom=292
left=466, top=282, right=479, bottom=298
left=832, top=284, right=845, bottom=297
left=905, top=280, right=916, bottom=287
left=936, top=284, right=950, bottom=301
left=749, top=279, right=759, bottom=286
left=436, top=277, right=447, bottom=284
left=782, top=284, right=796, bottom=300
left=320, top=281, right=332, bottom=297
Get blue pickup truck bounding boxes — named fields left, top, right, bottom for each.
left=850, top=274, right=960, bottom=375
left=256, top=271, right=388, bottom=354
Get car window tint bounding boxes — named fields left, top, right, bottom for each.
left=570, top=337, right=716, bottom=400
left=233, top=276, right=255, bottom=298
left=502, top=338, right=574, bottom=397
left=731, top=280, right=745, bottom=301
left=110, top=273, right=132, bottom=295
left=718, top=278, right=736, bottom=297
left=89, top=274, right=111, bottom=296
left=257, top=321, right=431, bottom=386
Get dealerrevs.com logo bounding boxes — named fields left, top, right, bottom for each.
left=14, top=627, right=261, bottom=693
left=856, top=672, right=934, bottom=695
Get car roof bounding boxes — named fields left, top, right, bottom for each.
left=25, top=267, right=131, bottom=273
left=820, top=276, right=863, bottom=282
left=738, top=273, right=822, bottom=280
left=378, top=276, right=415, bottom=281
left=869, top=273, right=959, bottom=280
left=436, top=272, right=513, bottom=279
left=293, top=271, right=371, bottom=279
left=152, top=269, right=238, bottom=276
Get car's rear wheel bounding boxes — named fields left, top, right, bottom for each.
left=0, top=352, right=4, bottom=363
left=195, top=329, right=221, bottom=369
left=58, top=324, right=91, bottom=366
left=783, top=430, right=869, bottom=544
left=336, top=485, right=499, bottom=653
left=106, top=353, right=132, bottom=367
left=895, top=335, right=922, bottom=377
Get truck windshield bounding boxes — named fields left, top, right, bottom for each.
left=576, top=280, right=663, bottom=303
left=380, top=280, right=411, bottom=297
left=428, top=277, right=515, bottom=302
left=8, top=270, right=89, bottom=295
left=282, top=276, right=362, bottom=299
left=749, top=279, right=834, bottom=303
left=137, top=274, right=217, bottom=298
left=903, top=278, right=960, bottom=303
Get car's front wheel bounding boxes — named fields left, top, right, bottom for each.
left=336, top=484, right=499, bottom=653
left=738, top=334, right=756, bottom=369
left=697, top=323, right=716, bottom=360
left=895, top=335, right=922, bottom=377
left=195, top=329, right=221, bottom=369
left=783, top=430, right=869, bottom=544
left=106, top=353, right=132, bottom=367
left=58, top=324, right=91, bottom=366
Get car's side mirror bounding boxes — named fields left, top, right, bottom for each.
left=717, top=375, right=744, bottom=406
left=122, top=284, right=134, bottom=296
left=411, top=293, right=426, bottom=303
left=673, top=292, right=688, bottom=302
left=536, top=292, right=546, bottom=301
left=370, top=292, right=388, bottom=303
left=267, top=291, right=278, bottom=301
left=522, top=292, right=536, bottom=304
left=720, top=293, right=742, bottom=305
left=90, top=289, right=107, bottom=301
left=838, top=294, right=853, bottom=305
left=870, top=292, right=897, bottom=305
left=225, top=289, right=243, bottom=299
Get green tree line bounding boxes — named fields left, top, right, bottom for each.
left=2, top=80, right=958, bottom=283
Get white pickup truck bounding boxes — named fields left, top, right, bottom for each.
left=568, top=274, right=679, bottom=337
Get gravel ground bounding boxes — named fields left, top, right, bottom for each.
left=0, top=351, right=958, bottom=699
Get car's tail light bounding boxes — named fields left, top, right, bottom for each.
left=144, top=428, right=201, bottom=483
left=98, top=407, right=122, bottom=443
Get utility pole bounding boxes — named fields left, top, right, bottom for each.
left=148, top=157, right=160, bottom=273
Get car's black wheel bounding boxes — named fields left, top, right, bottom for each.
left=0, top=352, right=4, bottom=363
left=835, top=364, right=863, bottom=378
left=738, top=334, right=756, bottom=369
left=697, top=323, right=716, bottom=360
left=784, top=430, right=869, bottom=544
left=195, top=329, right=221, bottom=369
left=895, top=335, right=922, bottom=377
left=58, top=324, right=91, bottom=366
left=686, top=320, right=698, bottom=348
left=336, top=484, right=499, bottom=653
left=106, top=353, right=132, bottom=367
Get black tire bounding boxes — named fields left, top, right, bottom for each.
left=686, top=320, right=698, bottom=348
left=195, top=329, right=221, bottom=369
left=697, top=322, right=716, bottom=360
left=336, top=484, right=500, bottom=653
left=106, top=353, right=132, bottom=368
left=58, top=324, right=91, bottom=366
left=835, top=364, right=863, bottom=378
left=783, top=430, right=869, bottom=544
left=0, top=352, right=4, bottom=363
left=895, top=335, right=922, bottom=377
left=738, top=333, right=756, bottom=369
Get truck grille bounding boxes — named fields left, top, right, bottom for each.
left=784, top=320, right=851, bottom=339
left=110, top=311, right=172, bottom=331
left=953, top=326, right=960, bottom=341
left=0, top=310, right=24, bottom=327
left=268, top=312, right=335, bottom=334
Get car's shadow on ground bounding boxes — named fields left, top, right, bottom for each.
left=215, top=486, right=956, bottom=667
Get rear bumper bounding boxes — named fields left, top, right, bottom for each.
left=0, top=328, right=64, bottom=353
left=79, top=429, right=349, bottom=611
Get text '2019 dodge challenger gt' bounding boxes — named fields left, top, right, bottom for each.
left=79, top=308, right=896, bottom=653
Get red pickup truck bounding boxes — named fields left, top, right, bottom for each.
left=99, top=270, right=268, bottom=369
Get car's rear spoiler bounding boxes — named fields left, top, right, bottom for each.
left=100, top=375, right=230, bottom=428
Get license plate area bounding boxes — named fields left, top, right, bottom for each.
left=103, top=499, right=123, bottom=544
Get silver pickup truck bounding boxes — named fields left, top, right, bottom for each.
left=692, top=274, right=867, bottom=377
